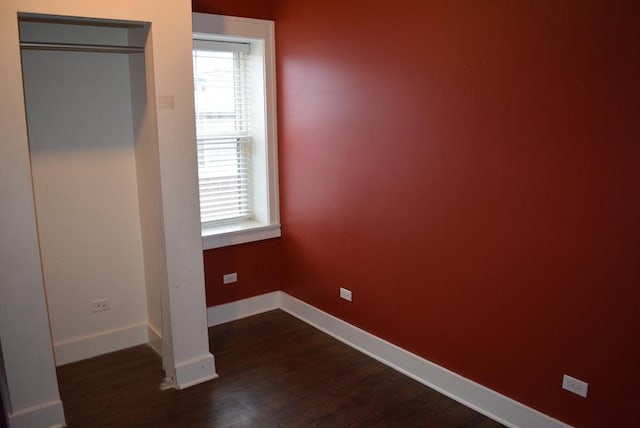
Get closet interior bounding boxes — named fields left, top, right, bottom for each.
left=19, top=13, right=165, bottom=367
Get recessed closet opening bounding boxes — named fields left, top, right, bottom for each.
left=19, top=13, right=166, bottom=369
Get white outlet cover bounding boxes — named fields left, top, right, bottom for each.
left=91, top=298, right=111, bottom=313
left=223, top=272, right=238, bottom=284
left=562, top=374, right=588, bottom=398
left=340, top=287, right=352, bottom=302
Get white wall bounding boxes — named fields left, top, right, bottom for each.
left=22, top=34, right=150, bottom=365
left=0, top=2, right=216, bottom=427
left=128, top=26, right=166, bottom=357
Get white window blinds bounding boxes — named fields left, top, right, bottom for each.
left=193, top=40, right=252, bottom=225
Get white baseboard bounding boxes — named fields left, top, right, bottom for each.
left=279, top=293, right=571, bottom=428
left=173, top=353, right=218, bottom=390
left=53, top=322, right=149, bottom=366
left=147, top=323, right=162, bottom=357
left=207, top=291, right=571, bottom=428
left=7, top=399, right=65, bottom=428
left=207, top=291, right=281, bottom=327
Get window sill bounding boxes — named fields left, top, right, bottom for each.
left=202, top=220, right=281, bottom=250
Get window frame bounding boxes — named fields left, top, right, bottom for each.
left=192, top=13, right=280, bottom=250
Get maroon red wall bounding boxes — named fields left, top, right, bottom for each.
left=202, top=239, right=282, bottom=307
left=192, top=0, right=275, bottom=20
left=275, top=1, right=639, bottom=427
left=194, top=1, right=640, bottom=426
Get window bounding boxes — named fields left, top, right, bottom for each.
left=192, top=13, right=280, bottom=250
left=193, top=41, right=252, bottom=225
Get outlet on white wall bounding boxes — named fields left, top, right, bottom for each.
left=91, top=298, right=111, bottom=313
left=562, top=374, right=588, bottom=398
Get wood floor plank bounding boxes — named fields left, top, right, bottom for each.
left=54, top=310, right=504, bottom=427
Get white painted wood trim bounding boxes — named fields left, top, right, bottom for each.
left=173, top=353, right=218, bottom=390
left=206, top=291, right=571, bottom=428
left=207, top=291, right=281, bottom=327
left=7, top=399, right=65, bottom=428
left=53, top=322, right=149, bottom=366
left=202, top=223, right=281, bottom=250
left=147, top=323, right=162, bottom=357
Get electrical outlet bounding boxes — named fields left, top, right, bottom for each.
left=340, top=287, right=352, bottom=302
left=223, top=272, right=238, bottom=284
left=91, top=298, right=111, bottom=313
left=562, top=374, right=588, bottom=398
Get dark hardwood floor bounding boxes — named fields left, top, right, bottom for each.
left=0, top=392, right=5, bottom=428
left=56, top=310, right=504, bottom=427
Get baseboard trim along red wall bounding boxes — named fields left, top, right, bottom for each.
left=207, top=292, right=571, bottom=428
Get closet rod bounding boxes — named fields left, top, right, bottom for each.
left=20, top=41, right=144, bottom=54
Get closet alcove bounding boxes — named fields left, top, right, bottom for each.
left=19, top=14, right=166, bottom=368
left=2, top=6, right=215, bottom=424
